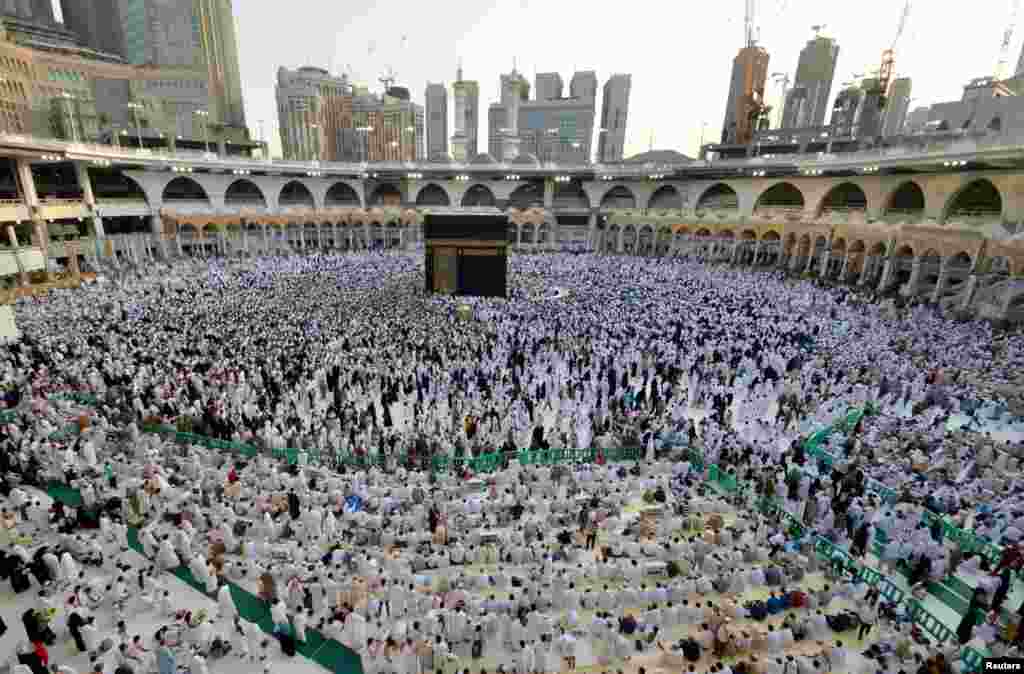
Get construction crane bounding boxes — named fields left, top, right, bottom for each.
left=995, top=0, right=1021, bottom=80
left=731, top=0, right=771, bottom=145
left=744, top=0, right=757, bottom=46
left=867, top=0, right=911, bottom=111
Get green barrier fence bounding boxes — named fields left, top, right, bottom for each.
left=737, top=472, right=987, bottom=671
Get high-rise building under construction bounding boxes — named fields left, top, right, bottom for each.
left=781, top=34, right=839, bottom=129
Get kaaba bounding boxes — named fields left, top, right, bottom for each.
left=424, top=212, right=508, bottom=298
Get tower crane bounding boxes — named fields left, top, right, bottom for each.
left=867, top=0, right=911, bottom=110
left=733, top=0, right=771, bottom=144
left=995, top=0, right=1021, bottom=80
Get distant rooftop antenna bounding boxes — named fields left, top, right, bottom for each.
left=811, top=24, right=826, bottom=37
left=457, top=58, right=463, bottom=81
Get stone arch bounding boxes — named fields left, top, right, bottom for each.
left=783, top=232, right=798, bottom=255
left=325, top=182, right=361, bottom=207
left=844, top=239, right=867, bottom=276
left=162, top=176, right=209, bottom=203
left=553, top=181, right=590, bottom=209
left=818, top=182, right=867, bottom=215
left=696, top=183, right=738, bottom=210
left=279, top=180, right=315, bottom=208
left=368, top=182, right=402, bottom=207
left=648, top=185, right=683, bottom=210
left=949, top=251, right=973, bottom=269
left=415, top=183, right=451, bottom=207
left=919, top=248, right=942, bottom=285
left=885, top=180, right=926, bottom=214
left=943, top=178, right=1003, bottom=221
left=600, top=185, right=636, bottom=209
left=89, top=169, right=149, bottom=203
left=891, top=244, right=916, bottom=286
left=509, top=183, right=544, bottom=209
left=224, top=179, right=266, bottom=207
left=795, top=234, right=811, bottom=257
left=755, top=182, right=805, bottom=211
left=894, top=243, right=915, bottom=258
left=461, top=184, right=496, bottom=207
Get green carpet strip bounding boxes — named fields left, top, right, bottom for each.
left=46, top=485, right=363, bottom=674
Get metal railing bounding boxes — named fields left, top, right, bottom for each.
left=8, top=130, right=1024, bottom=177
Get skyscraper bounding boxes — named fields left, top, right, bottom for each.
left=569, top=71, right=597, bottom=101
left=450, top=66, right=479, bottom=161
left=489, top=69, right=528, bottom=160
left=351, top=87, right=424, bottom=162
left=882, top=77, right=912, bottom=136
left=597, top=74, right=631, bottom=163
left=535, top=72, right=563, bottom=101
left=58, top=0, right=127, bottom=59
left=60, top=0, right=246, bottom=129
left=1, top=0, right=56, bottom=22
left=276, top=66, right=352, bottom=161
left=722, top=45, right=770, bottom=144
left=424, top=82, right=448, bottom=159
left=781, top=35, right=839, bottom=129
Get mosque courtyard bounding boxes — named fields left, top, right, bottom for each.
left=1, top=250, right=1023, bottom=674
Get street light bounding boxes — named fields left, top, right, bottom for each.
left=126, top=102, right=144, bottom=150
left=59, top=92, right=79, bottom=143
left=194, top=110, right=210, bottom=153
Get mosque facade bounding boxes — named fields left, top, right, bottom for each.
left=0, top=133, right=1023, bottom=320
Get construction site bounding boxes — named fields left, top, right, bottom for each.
left=709, top=0, right=1024, bottom=160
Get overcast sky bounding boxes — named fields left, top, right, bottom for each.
left=234, top=0, right=1021, bottom=160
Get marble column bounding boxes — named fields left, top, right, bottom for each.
left=930, top=259, right=950, bottom=304
left=6, top=224, right=28, bottom=285
left=900, top=259, right=923, bottom=297
left=859, top=256, right=875, bottom=285
left=960, top=274, right=980, bottom=311
left=878, top=260, right=894, bottom=291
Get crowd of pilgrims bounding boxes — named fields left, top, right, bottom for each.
left=0, top=250, right=1023, bottom=674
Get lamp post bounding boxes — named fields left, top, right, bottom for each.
left=126, top=101, right=144, bottom=149
left=60, top=92, right=79, bottom=143
left=194, top=110, right=210, bottom=153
